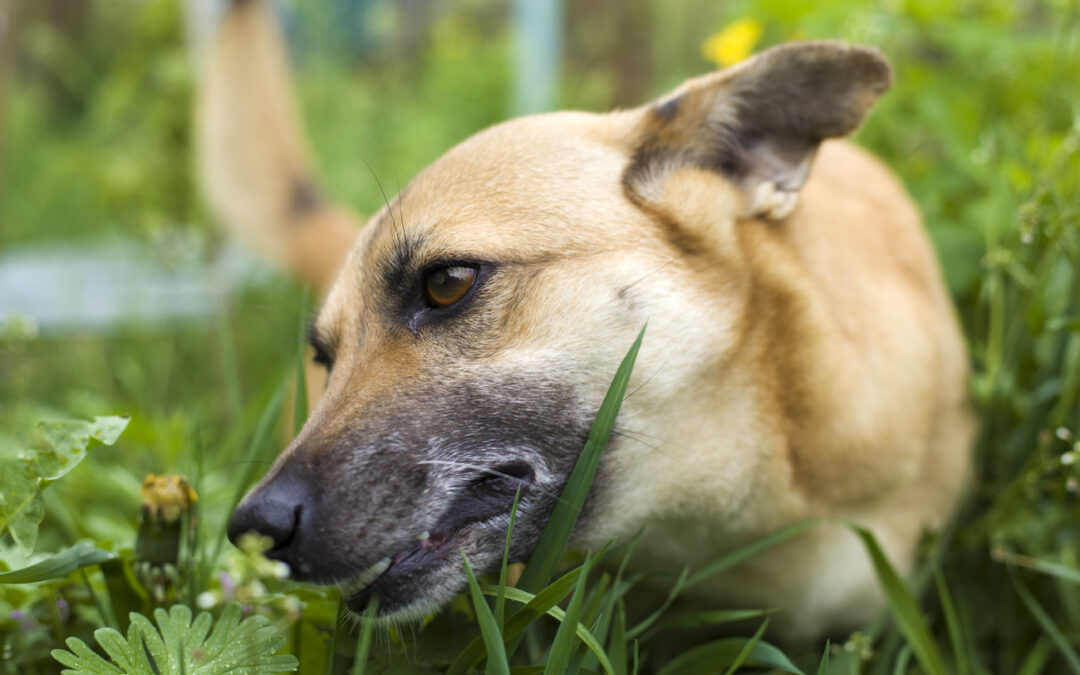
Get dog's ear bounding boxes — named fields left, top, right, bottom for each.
left=624, top=41, right=892, bottom=220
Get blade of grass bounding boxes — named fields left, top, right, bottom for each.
left=722, top=619, right=769, bottom=675
left=351, top=599, right=377, bottom=675
left=544, top=552, right=595, bottom=675
left=463, top=551, right=511, bottom=675
left=516, top=326, right=646, bottom=594
left=326, top=596, right=345, bottom=675
left=850, top=524, right=947, bottom=675
left=448, top=564, right=590, bottom=675
left=933, top=563, right=968, bottom=675
left=653, top=635, right=804, bottom=675
left=208, top=377, right=287, bottom=570
left=645, top=608, right=778, bottom=638
left=485, top=584, right=614, bottom=675
left=685, top=519, right=820, bottom=589
left=1008, top=565, right=1080, bottom=673
left=816, top=641, right=829, bottom=675
left=497, top=488, right=522, bottom=629
left=294, top=292, right=309, bottom=437
left=609, top=598, right=627, bottom=675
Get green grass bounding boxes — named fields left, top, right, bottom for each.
left=2, top=0, right=1079, bottom=672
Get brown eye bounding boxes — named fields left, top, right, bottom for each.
left=424, top=265, right=476, bottom=307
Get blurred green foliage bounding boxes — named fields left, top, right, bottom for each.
left=1, top=0, right=1078, bottom=672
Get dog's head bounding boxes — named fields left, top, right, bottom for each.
left=227, top=41, right=891, bottom=618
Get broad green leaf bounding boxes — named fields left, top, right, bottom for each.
left=51, top=602, right=298, bottom=674
left=0, top=415, right=129, bottom=554
left=850, top=524, right=947, bottom=675
left=37, top=415, right=131, bottom=482
left=653, top=635, right=804, bottom=675
left=0, top=540, right=115, bottom=583
left=463, top=552, right=510, bottom=675
left=516, top=326, right=645, bottom=593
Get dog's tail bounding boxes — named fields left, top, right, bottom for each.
left=194, top=0, right=359, bottom=293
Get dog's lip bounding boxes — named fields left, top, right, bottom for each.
left=340, top=526, right=468, bottom=613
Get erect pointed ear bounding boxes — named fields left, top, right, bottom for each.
left=623, top=41, right=892, bottom=220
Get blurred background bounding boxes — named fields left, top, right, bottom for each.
left=0, top=0, right=1078, bottom=670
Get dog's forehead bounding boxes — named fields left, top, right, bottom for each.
left=374, top=112, right=637, bottom=254
left=316, top=112, right=648, bottom=343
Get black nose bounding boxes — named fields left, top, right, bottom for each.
left=227, top=468, right=313, bottom=561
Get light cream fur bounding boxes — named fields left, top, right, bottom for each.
left=197, top=2, right=974, bottom=639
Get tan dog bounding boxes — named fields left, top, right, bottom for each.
left=201, top=1, right=974, bottom=639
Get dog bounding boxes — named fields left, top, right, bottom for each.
left=202, top=0, right=974, bottom=640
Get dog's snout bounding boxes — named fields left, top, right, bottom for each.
left=227, top=470, right=312, bottom=559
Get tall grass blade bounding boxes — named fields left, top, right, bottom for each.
left=351, top=599, right=378, bottom=675
left=933, top=563, right=968, bottom=675
left=1008, top=565, right=1080, bottom=673
left=293, top=310, right=309, bottom=437
left=816, top=641, right=829, bottom=675
left=448, top=565, right=589, bottom=675
left=209, top=378, right=287, bottom=568
left=722, top=619, right=769, bottom=675
left=653, top=635, right=804, bottom=675
left=543, top=553, right=591, bottom=675
left=684, top=519, right=819, bottom=589
left=850, top=524, right=947, bottom=675
left=516, top=325, right=646, bottom=594
left=463, top=551, right=511, bottom=675
left=497, top=488, right=522, bottom=629
left=483, top=585, right=614, bottom=675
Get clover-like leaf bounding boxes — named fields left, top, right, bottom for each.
left=51, top=603, right=298, bottom=674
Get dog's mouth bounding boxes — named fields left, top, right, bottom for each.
left=333, top=461, right=537, bottom=616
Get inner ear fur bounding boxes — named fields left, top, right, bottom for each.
left=623, top=41, right=892, bottom=220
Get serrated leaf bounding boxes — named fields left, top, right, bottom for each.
left=0, top=540, right=115, bottom=583
left=51, top=602, right=298, bottom=674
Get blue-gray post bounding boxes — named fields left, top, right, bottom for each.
left=511, top=0, right=562, bottom=116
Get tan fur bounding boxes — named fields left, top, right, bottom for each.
left=199, top=4, right=973, bottom=639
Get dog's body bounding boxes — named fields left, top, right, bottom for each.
left=204, top=1, right=973, bottom=639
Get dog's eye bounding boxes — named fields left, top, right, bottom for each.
left=424, top=265, right=476, bottom=307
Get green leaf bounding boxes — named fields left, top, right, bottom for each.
left=850, top=524, right=947, bottom=675
left=544, top=553, right=591, bottom=675
left=0, top=415, right=130, bottom=554
left=653, top=635, right=804, bottom=675
left=722, top=619, right=769, bottom=675
left=51, top=602, right=298, bottom=674
left=1009, top=566, right=1080, bottom=673
left=463, top=552, right=510, bottom=675
left=8, top=489, right=44, bottom=554
left=0, top=540, right=115, bottom=583
left=352, top=600, right=378, bottom=675
left=516, top=325, right=645, bottom=594
left=484, top=585, right=614, bottom=675
left=37, top=415, right=131, bottom=482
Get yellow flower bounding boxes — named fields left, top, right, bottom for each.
left=702, top=18, right=764, bottom=68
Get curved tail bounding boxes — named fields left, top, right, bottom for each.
left=194, top=0, right=360, bottom=293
